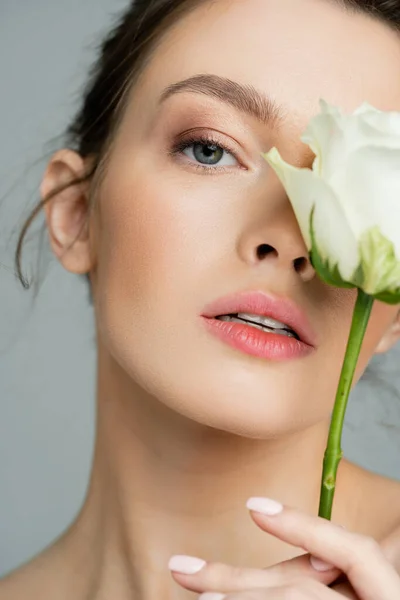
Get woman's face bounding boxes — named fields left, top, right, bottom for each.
left=88, top=0, right=400, bottom=437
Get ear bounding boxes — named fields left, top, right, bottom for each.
left=41, top=149, right=95, bottom=274
left=374, top=310, right=400, bottom=354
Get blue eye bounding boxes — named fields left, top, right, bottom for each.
left=183, top=140, right=238, bottom=167
left=171, top=134, right=240, bottom=172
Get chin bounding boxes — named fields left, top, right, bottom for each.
left=99, top=309, right=329, bottom=439
left=150, top=366, right=323, bottom=440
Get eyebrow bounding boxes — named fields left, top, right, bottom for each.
left=159, top=74, right=287, bottom=128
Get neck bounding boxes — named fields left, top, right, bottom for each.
left=56, top=344, right=352, bottom=600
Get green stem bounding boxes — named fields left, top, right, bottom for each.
left=318, top=288, right=374, bottom=520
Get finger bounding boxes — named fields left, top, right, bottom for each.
left=329, top=580, right=358, bottom=599
left=199, top=578, right=340, bottom=599
left=380, top=521, right=400, bottom=574
left=247, top=496, right=400, bottom=600
left=168, top=551, right=340, bottom=594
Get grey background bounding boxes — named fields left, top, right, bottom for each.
left=1, top=0, right=400, bottom=580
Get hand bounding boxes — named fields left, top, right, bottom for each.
left=168, top=497, right=400, bottom=599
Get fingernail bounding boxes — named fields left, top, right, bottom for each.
left=310, top=555, right=335, bottom=572
left=199, top=594, right=226, bottom=600
left=246, top=497, right=283, bottom=515
left=168, top=555, right=206, bottom=574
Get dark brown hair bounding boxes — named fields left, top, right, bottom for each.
left=14, top=0, right=400, bottom=288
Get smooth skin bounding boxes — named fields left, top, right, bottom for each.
left=170, top=500, right=400, bottom=598
left=2, top=0, right=400, bottom=599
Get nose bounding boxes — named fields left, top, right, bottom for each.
left=255, top=241, right=315, bottom=282
left=237, top=203, right=316, bottom=284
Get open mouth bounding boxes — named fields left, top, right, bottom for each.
left=215, top=312, right=300, bottom=340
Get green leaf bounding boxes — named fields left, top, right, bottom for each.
left=309, top=210, right=400, bottom=303
left=373, top=290, right=400, bottom=304
left=359, top=227, right=400, bottom=298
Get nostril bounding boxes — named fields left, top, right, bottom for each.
left=256, top=244, right=277, bottom=260
left=293, top=256, right=308, bottom=273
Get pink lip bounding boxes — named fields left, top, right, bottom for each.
left=201, top=290, right=317, bottom=361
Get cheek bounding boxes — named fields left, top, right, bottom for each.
left=95, top=171, right=193, bottom=307
left=92, top=150, right=247, bottom=314
left=89, top=154, right=239, bottom=373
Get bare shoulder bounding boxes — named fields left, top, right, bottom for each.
left=0, top=545, right=63, bottom=600
left=0, top=564, right=34, bottom=600
left=0, top=559, right=45, bottom=600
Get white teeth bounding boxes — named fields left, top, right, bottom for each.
left=236, top=313, right=289, bottom=330
left=217, top=315, right=297, bottom=338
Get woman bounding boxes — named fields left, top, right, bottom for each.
left=2, top=0, right=400, bottom=598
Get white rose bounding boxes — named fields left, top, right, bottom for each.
left=262, top=99, right=400, bottom=303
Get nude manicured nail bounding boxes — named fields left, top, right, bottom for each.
left=310, top=555, right=335, bottom=571
left=246, top=497, right=283, bottom=515
left=168, top=555, right=206, bottom=574
left=199, top=594, right=226, bottom=599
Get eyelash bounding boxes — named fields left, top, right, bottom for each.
left=169, top=133, right=242, bottom=174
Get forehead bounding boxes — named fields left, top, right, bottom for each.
left=133, top=0, right=400, bottom=128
